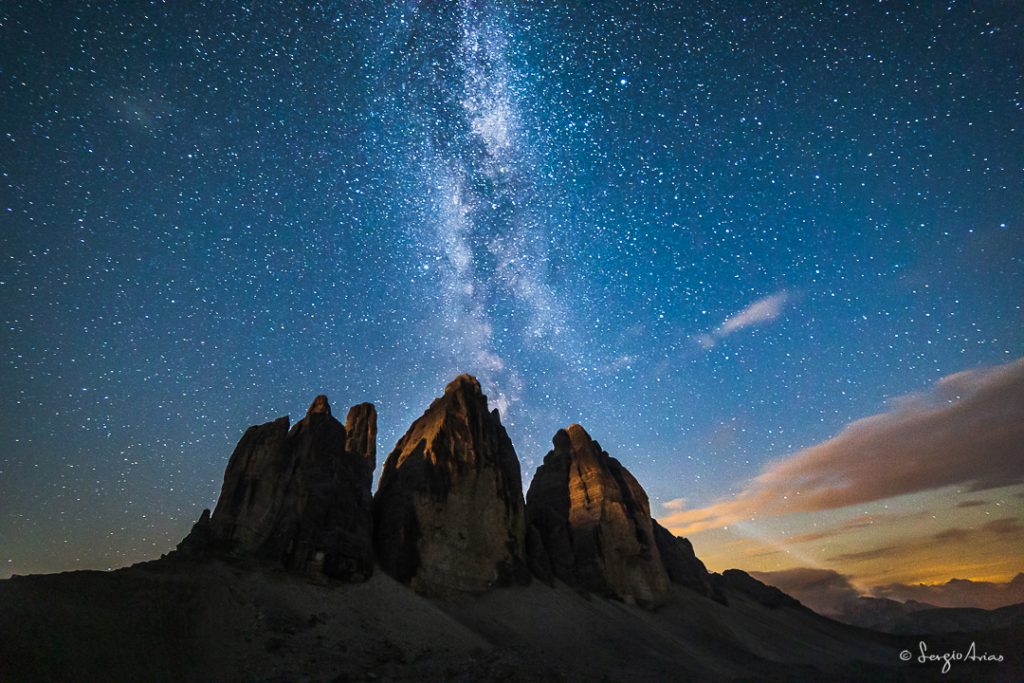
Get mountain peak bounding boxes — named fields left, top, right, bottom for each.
left=373, top=374, right=528, bottom=594
left=306, top=394, right=332, bottom=417
left=177, top=394, right=375, bottom=580
left=444, top=373, right=482, bottom=395
left=564, top=423, right=594, bottom=447
left=527, top=424, right=670, bottom=605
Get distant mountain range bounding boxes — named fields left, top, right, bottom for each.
left=829, top=596, right=1024, bottom=635
left=750, top=568, right=1024, bottom=635
left=1, top=375, right=1021, bottom=681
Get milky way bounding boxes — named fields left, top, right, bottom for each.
left=384, top=1, right=581, bottom=417
left=0, top=1, right=1021, bottom=580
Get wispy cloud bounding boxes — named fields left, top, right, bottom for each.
left=828, top=546, right=900, bottom=564
left=662, top=497, right=687, bottom=512
left=981, top=517, right=1024, bottom=536
left=660, top=358, right=1024, bottom=534
left=813, top=514, right=1024, bottom=584
left=697, top=290, right=790, bottom=349
left=779, top=513, right=901, bottom=546
left=925, top=517, right=1024, bottom=545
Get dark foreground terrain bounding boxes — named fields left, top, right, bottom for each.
left=1, top=556, right=1021, bottom=682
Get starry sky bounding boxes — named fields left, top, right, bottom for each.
left=1, top=1, right=1022, bottom=596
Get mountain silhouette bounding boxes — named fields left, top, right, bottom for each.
left=1, top=375, right=1020, bottom=681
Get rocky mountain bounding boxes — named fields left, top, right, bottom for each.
left=712, top=569, right=805, bottom=609
left=3, top=373, right=1022, bottom=681
left=345, top=401, right=378, bottom=485
left=525, top=424, right=670, bottom=605
left=175, top=378, right=731, bottom=605
left=372, top=374, right=529, bottom=594
left=651, top=519, right=722, bottom=600
left=178, top=395, right=375, bottom=581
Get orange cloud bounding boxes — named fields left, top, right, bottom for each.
left=662, top=358, right=1024, bottom=534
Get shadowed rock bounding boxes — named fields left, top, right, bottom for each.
left=372, top=374, right=528, bottom=594
left=307, top=394, right=332, bottom=416
left=179, top=396, right=376, bottom=581
left=345, top=402, right=377, bottom=481
left=712, top=569, right=805, bottom=610
left=651, top=519, right=722, bottom=601
left=526, top=424, right=670, bottom=605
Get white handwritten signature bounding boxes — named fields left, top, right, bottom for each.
left=899, top=641, right=1004, bottom=675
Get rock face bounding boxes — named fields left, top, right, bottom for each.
left=345, top=402, right=377, bottom=487
left=372, top=374, right=528, bottom=594
left=651, top=520, right=720, bottom=599
left=525, top=424, right=670, bottom=605
left=181, top=396, right=376, bottom=581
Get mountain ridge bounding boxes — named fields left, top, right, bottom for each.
left=2, top=374, right=1021, bottom=682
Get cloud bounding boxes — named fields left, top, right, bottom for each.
left=827, top=546, right=899, bottom=564
left=660, top=358, right=1024, bottom=534
left=697, top=290, right=790, bottom=349
left=981, top=517, right=1024, bottom=536
left=661, top=498, right=687, bottom=512
left=931, top=528, right=971, bottom=543
left=750, top=568, right=861, bottom=616
left=872, top=573, right=1024, bottom=610
left=800, top=515, right=1024, bottom=579
left=719, top=291, right=790, bottom=334
left=928, top=517, right=1023, bottom=545
left=781, top=513, right=902, bottom=546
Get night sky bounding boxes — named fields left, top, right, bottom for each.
left=2, top=1, right=1022, bottom=594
